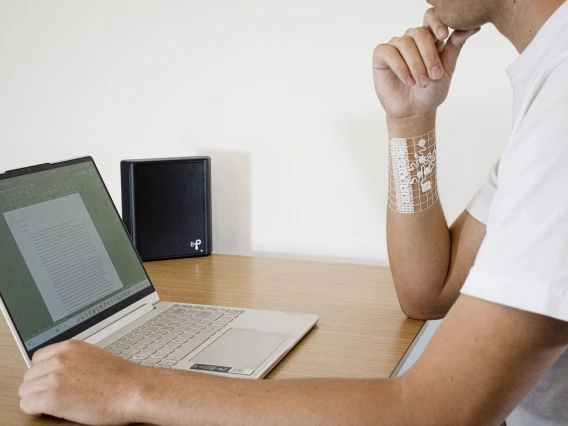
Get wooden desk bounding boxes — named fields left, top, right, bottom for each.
left=0, top=255, right=423, bottom=425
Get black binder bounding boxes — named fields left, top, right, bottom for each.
left=121, top=157, right=212, bottom=261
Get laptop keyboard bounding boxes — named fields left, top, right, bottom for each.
left=104, top=304, right=243, bottom=368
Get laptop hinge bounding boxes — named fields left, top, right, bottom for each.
left=84, top=303, right=154, bottom=345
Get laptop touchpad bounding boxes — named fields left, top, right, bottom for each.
left=189, top=328, right=291, bottom=370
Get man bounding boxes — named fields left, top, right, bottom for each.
left=18, top=0, right=568, bottom=424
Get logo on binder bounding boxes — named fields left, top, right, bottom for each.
left=191, top=239, right=202, bottom=250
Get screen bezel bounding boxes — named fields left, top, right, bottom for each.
left=0, top=156, right=157, bottom=359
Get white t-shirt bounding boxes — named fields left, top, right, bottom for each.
left=463, top=2, right=568, bottom=424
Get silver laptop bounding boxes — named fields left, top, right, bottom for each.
left=0, top=157, right=318, bottom=379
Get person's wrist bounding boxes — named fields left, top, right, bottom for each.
left=123, top=366, right=159, bottom=424
left=386, top=112, right=436, bottom=138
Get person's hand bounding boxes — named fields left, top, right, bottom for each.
left=373, top=8, right=480, bottom=124
left=19, top=340, right=155, bottom=425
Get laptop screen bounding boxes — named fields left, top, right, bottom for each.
left=0, top=157, right=155, bottom=356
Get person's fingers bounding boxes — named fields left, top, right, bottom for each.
left=373, top=43, right=417, bottom=87
left=31, top=340, right=81, bottom=364
left=23, top=355, right=66, bottom=382
left=405, top=27, right=444, bottom=80
left=389, top=36, right=431, bottom=87
left=20, top=392, right=48, bottom=416
left=423, top=8, right=449, bottom=41
left=440, top=28, right=481, bottom=76
left=19, top=373, right=58, bottom=398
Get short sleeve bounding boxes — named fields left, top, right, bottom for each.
left=466, top=161, right=500, bottom=226
left=461, top=59, right=568, bottom=322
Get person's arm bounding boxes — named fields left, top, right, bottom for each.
left=374, top=9, right=483, bottom=320
left=388, top=207, right=486, bottom=320
left=18, top=295, right=568, bottom=426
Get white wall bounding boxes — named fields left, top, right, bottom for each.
left=0, top=0, right=517, bottom=265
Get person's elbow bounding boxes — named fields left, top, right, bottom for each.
left=396, top=289, right=450, bottom=320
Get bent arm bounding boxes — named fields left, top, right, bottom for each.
left=387, top=116, right=486, bottom=320
left=389, top=206, right=486, bottom=319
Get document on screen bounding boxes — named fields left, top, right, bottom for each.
left=3, top=193, right=123, bottom=322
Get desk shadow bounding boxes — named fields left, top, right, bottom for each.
left=198, top=149, right=252, bottom=256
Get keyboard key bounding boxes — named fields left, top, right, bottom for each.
left=142, top=358, right=161, bottom=365
left=123, top=339, right=139, bottom=345
left=192, top=312, right=210, bottom=318
left=122, top=349, right=140, bottom=355
left=199, top=331, right=215, bottom=336
left=108, top=348, right=123, bottom=355
left=190, top=324, right=207, bottom=330
left=175, top=325, right=191, bottom=331
left=206, top=312, right=224, bottom=321
left=157, top=348, right=176, bottom=354
left=132, top=354, right=150, bottom=360
left=166, top=335, right=211, bottom=361
left=114, top=343, right=130, bottom=350
left=186, top=332, right=202, bottom=337
left=167, top=330, right=183, bottom=336
left=139, top=339, right=154, bottom=345
left=203, top=307, right=217, bottom=312
left=150, top=353, right=168, bottom=359
left=129, top=359, right=143, bottom=364
left=146, top=344, right=164, bottom=350
left=159, top=359, right=178, bottom=366
left=229, top=309, right=244, bottom=314
left=199, top=319, right=213, bottom=325
left=216, top=308, right=229, bottom=312
left=140, top=349, right=157, bottom=355
left=165, top=343, right=182, bottom=349
left=130, top=344, right=147, bottom=350
left=154, top=339, right=172, bottom=345
left=205, top=326, right=222, bottom=332
left=171, top=338, right=189, bottom=344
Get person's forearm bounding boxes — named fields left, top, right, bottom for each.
left=130, top=370, right=406, bottom=426
left=386, top=114, right=451, bottom=319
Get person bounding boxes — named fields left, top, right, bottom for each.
left=18, top=0, right=568, bottom=424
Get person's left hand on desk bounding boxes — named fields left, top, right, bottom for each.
left=18, top=340, right=148, bottom=425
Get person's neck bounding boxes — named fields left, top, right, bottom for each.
left=492, top=0, right=566, bottom=53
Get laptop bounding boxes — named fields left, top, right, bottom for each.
left=390, top=319, right=442, bottom=378
left=0, top=157, right=318, bottom=379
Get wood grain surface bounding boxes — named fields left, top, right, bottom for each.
left=0, top=255, right=423, bottom=425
